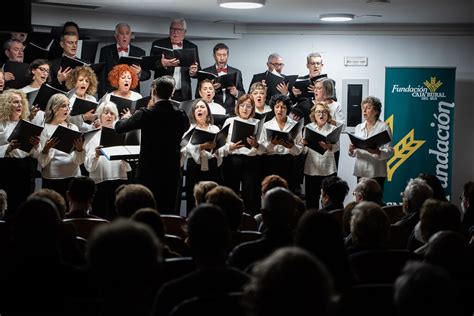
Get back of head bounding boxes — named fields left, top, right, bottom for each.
left=0, top=189, right=7, bottom=218
left=28, top=188, right=67, bottom=219
left=321, top=176, right=349, bottom=205
left=131, top=208, right=165, bottom=240
left=261, top=174, right=288, bottom=196
left=402, top=178, right=433, bottom=214
left=193, top=181, right=218, bottom=205
left=67, top=176, right=96, bottom=203
left=153, top=75, right=175, bottom=100
left=394, top=261, right=461, bottom=316
left=205, top=185, right=244, bottom=231
left=187, top=204, right=230, bottom=260
left=261, top=187, right=297, bottom=231
left=243, top=247, right=335, bottom=316
left=418, top=173, right=448, bottom=202
left=354, top=178, right=384, bottom=205
left=87, top=219, right=161, bottom=280
left=115, top=184, right=156, bottom=218
left=419, top=199, right=460, bottom=243
left=351, top=201, right=390, bottom=249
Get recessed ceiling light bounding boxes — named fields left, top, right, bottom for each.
left=218, top=0, right=265, bottom=9
left=320, top=14, right=355, bottom=22
left=367, top=0, right=391, bottom=3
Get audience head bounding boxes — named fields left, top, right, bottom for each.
left=350, top=201, right=390, bottom=249
left=419, top=199, right=460, bottom=243
left=66, top=176, right=96, bottom=205
left=261, top=174, right=288, bottom=196
left=153, top=75, right=175, bottom=100
left=65, top=65, right=98, bottom=96
left=115, top=184, right=156, bottom=218
left=320, top=176, right=349, bottom=207
left=261, top=187, right=298, bottom=231
left=131, top=208, right=165, bottom=240
left=353, top=178, right=384, bottom=206
left=401, top=178, right=433, bottom=214
left=107, top=64, right=139, bottom=90
left=193, top=180, right=218, bottom=205
left=87, top=219, right=162, bottom=280
left=461, top=180, right=474, bottom=212
left=187, top=203, right=231, bottom=262
left=417, top=173, right=448, bottom=202
left=205, top=185, right=244, bottom=231
left=394, top=261, right=461, bottom=316
left=0, top=189, right=7, bottom=218
left=243, top=246, right=335, bottom=316
left=169, top=18, right=187, bottom=45
left=29, top=188, right=67, bottom=220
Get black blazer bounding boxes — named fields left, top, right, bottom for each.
left=49, top=56, right=86, bottom=91
left=198, top=65, right=245, bottom=114
left=114, top=100, right=189, bottom=180
left=99, top=44, right=151, bottom=97
left=248, top=71, right=266, bottom=91
left=150, top=37, right=200, bottom=101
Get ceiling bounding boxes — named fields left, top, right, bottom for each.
left=34, top=0, right=474, bottom=26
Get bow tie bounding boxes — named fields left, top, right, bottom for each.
left=217, top=67, right=228, bottom=73
left=117, top=47, right=129, bottom=53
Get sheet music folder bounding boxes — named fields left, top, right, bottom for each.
left=7, top=119, right=44, bottom=153
left=347, top=130, right=391, bottom=150
left=304, top=124, right=343, bottom=155
left=152, top=46, right=197, bottom=67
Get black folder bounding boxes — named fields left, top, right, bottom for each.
left=266, top=119, right=303, bottom=142
left=293, top=74, right=328, bottom=99
left=152, top=46, right=197, bottom=67
left=304, top=124, right=343, bottom=155
left=50, top=125, right=99, bottom=154
left=79, top=39, right=99, bottom=64
left=23, top=41, right=49, bottom=64
left=347, top=130, right=391, bottom=150
left=141, top=55, right=161, bottom=71
left=60, top=55, right=87, bottom=70
left=7, top=119, right=44, bottom=153
left=197, top=70, right=238, bottom=89
left=31, top=84, right=67, bottom=111
left=70, top=98, right=98, bottom=116
left=3, top=61, right=30, bottom=89
left=292, top=99, right=314, bottom=119
left=99, top=126, right=126, bottom=147
left=118, top=56, right=142, bottom=67
left=212, top=114, right=229, bottom=128
left=254, top=111, right=274, bottom=122
left=190, top=124, right=229, bottom=152
left=265, top=71, right=298, bottom=97
left=109, top=95, right=150, bottom=113
left=230, top=118, right=265, bottom=148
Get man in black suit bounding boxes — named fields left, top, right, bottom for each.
left=49, top=31, right=80, bottom=91
left=200, top=43, right=245, bottom=114
left=150, top=18, right=199, bottom=102
left=99, top=23, right=150, bottom=98
left=249, top=53, right=288, bottom=103
left=115, top=75, right=189, bottom=214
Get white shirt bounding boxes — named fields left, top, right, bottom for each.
left=84, top=130, right=131, bottom=184
left=181, top=123, right=223, bottom=171
left=349, top=119, right=393, bottom=178
left=172, top=43, right=182, bottom=90
left=259, top=116, right=303, bottom=156
left=209, top=101, right=226, bottom=115
left=117, top=44, right=129, bottom=58
left=38, top=123, right=85, bottom=179
left=328, top=101, right=345, bottom=126
left=303, top=122, right=338, bottom=176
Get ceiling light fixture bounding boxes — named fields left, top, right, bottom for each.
left=218, top=0, right=265, bottom=9
left=319, top=14, right=355, bottom=22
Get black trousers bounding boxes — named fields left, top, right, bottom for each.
left=185, top=158, right=222, bottom=215
left=139, top=168, right=181, bottom=215
left=92, top=179, right=128, bottom=220
left=223, top=155, right=263, bottom=215
left=305, top=173, right=336, bottom=210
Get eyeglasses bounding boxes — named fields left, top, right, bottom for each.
left=352, top=191, right=360, bottom=197
left=309, top=62, right=323, bottom=66
left=37, top=66, right=50, bottom=73
left=270, top=63, right=285, bottom=67
left=315, top=110, right=328, bottom=115
left=170, top=28, right=185, bottom=33
left=239, top=103, right=253, bottom=109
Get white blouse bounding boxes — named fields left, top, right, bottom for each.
left=84, top=130, right=131, bottom=184
left=349, top=119, right=393, bottom=178
left=303, top=122, right=338, bottom=176
left=38, top=123, right=85, bottom=180
left=181, top=123, right=224, bottom=171
left=259, top=116, right=303, bottom=156
left=209, top=101, right=226, bottom=115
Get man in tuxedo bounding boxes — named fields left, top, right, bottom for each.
left=115, top=75, right=190, bottom=214
left=249, top=53, right=288, bottom=103
left=49, top=31, right=80, bottom=90
left=99, top=23, right=150, bottom=98
left=150, top=18, right=199, bottom=102
left=200, top=42, right=245, bottom=114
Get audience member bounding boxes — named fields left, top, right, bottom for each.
left=319, top=175, right=349, bottom=212
left=418, top=173, right=448, bottom=202
left=64, top=176, right=100, bottom=219
left=114, top=183, right=156, bottom=218
left=352, top=177, right=385, bottom=206
left=460, top=181, right=474, bottom=237
left=193, top=180, right=218, bottom=205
